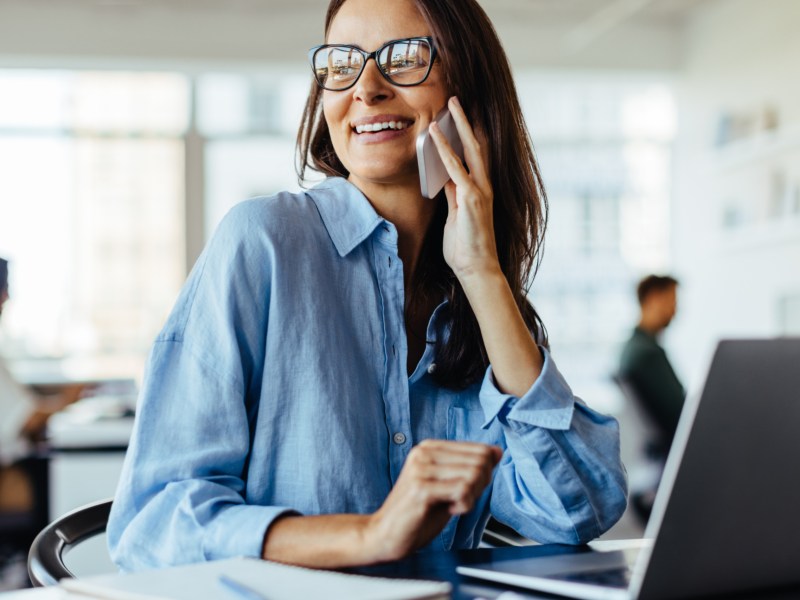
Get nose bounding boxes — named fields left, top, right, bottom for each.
left=352, top=58, right=393, bottom=105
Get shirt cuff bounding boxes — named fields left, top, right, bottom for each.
left=479, top=346, right=575, bottom=431
left=204, top=504, right=300, bottom=561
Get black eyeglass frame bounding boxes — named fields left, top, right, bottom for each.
left=308, top=36, right=438, bottom=91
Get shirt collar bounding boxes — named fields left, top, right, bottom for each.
left=635, top=326, right=658, bottom=341
left=310, top=177, right=384, bottom=257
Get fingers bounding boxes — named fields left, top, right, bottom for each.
left=445, top=96, right=490, bottom=187
left=415, top=438, right=503, bottom=462
left=428, top=96, right=493, bottom=214
left=369, top=440, right=502, bottom=560
left=403, top=440, right=503, bottom=514
left=429, top=120, right=472, bottom=194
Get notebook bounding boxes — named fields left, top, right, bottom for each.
left=457, top=338, right=800, bottom=599
left=59, top=556, right=451, bottom=600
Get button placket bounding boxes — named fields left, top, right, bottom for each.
left=373, top=229, right=411, bottom=483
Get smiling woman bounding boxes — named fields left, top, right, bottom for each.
left=107, top=0, right=628, bottom=572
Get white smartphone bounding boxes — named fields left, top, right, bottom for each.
left=416, top=106, right=465, bottom=199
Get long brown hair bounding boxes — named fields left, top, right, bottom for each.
left=297, top=0, right=548, bottom=389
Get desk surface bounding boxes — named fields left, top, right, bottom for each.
left=4, top=541, right=800, bottom=599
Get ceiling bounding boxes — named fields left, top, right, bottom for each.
left=6, top=0, right=708, bottom=22
left=0, top=0, right=713, bottom=70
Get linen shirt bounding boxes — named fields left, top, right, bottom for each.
left=108, top=177, right=627, bottom=571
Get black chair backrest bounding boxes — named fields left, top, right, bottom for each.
left=27, top=498, right=113, bottom=587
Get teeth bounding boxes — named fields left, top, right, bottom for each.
left=355, top=120, right=408, bottom=134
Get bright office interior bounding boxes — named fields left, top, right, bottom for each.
left=1, top=0, right=799, bottom=589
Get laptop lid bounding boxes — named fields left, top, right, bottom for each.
left=630, top=338, right=800, bottom=599
left=457, top=339, right=800, bottom=599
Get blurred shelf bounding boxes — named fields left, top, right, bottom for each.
left=718, top=214, right=800, bottom=251
left=713, top=127, right=800, bottom=172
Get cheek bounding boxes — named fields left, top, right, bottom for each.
left=322, top=93, right=346, bottom=127
left=322, top=95, right=348, bottom=147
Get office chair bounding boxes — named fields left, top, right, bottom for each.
left=612, top=373, right=667, bottom=522
left=27, top=498, right=112, bottom=587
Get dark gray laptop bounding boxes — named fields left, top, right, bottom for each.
left=458, top=338, right=800, bottom=599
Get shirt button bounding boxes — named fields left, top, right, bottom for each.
left=427, top=363, right=436, bottom=374
left=393, top=432, right=406, bottom=445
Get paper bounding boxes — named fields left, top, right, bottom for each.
left=58, top=557, right=451, bottom=600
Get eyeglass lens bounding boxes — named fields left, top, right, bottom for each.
left=314, top=39, right=432, bottom=90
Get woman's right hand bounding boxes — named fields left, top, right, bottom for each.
left=364, top=439, right=503, bottom=562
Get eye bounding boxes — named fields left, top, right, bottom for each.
left=321, top=47, right=365, bottom=82
left=382, top=40, right=431, bottom=75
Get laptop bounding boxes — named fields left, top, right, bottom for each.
left=457, top=338, right=800, bottom=599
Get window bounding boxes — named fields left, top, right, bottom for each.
left=196, top=72, right=313, bottom=239
left=0, top=70, right=188, bottom=362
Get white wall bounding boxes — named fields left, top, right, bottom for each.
left=670, top=0, right=800, bottom=388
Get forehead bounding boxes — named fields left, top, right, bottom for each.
left=327, top=0, right=430, bottom=47
left=655, top=286, right=677, bottom=301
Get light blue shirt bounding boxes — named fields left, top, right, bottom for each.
left=108, top=177, right=627, bottom=571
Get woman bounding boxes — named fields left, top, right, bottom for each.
left=108, top=0, right=627, bottom=571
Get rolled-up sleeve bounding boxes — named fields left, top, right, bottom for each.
left=481, top=347, right=628, bottom=544
left=107, top=341, right=297, bottom=570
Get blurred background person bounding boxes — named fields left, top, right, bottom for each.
left=1, top=257, right=85, bottom=555
left=617, top=274, right=685, bottom=521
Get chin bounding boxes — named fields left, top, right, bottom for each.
left=349, top=163, right=418, bottom=187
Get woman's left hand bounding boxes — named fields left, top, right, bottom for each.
left=429, top=96, right=501, bottom=284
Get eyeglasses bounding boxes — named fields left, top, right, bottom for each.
left=308, top=37, right=437, bottom=91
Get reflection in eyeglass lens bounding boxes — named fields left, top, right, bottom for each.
left=326, top=48, right=365, bottom=83
left=380, top=40, right=430, bottom=79
left=315, top=39, right=432, bottom=89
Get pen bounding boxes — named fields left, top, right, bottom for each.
left=218, top=574, right=270, bottom=600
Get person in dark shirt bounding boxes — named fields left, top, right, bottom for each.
left=619, top=275, right=685, bottom=456
left=618, top=275, right=684, bottom=521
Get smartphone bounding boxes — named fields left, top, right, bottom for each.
left=416, top=106, right=465, bottom=199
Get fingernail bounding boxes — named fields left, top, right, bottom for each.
left=450, top=96, right=461, bottom=108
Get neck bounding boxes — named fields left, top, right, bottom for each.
left=638, top=317, right=662, bottom=336
left=348, top=175, right=438, bottom=292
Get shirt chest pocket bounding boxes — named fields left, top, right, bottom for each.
left=439, top=402, right=501, bottom=550
left=446, top=403, right=499, bottom=446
